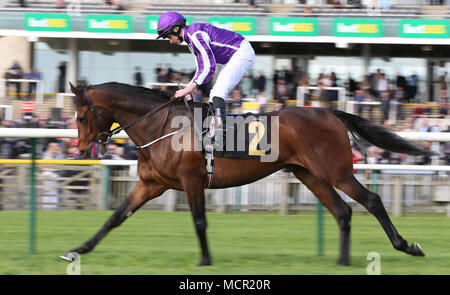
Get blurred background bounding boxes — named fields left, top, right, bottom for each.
left=0, top=0, right=449, bottom=274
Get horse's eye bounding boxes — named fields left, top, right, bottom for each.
left=78, top=117, right=87, bottom=123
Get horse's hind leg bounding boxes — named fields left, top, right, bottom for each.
left=61, top=181, right=167, bottom=259
left=335, top=174, right=425, bottom=257
left=293, top=166, right=352, bottom=265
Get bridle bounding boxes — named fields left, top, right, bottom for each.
left=81, top=88, right=111, bottom=145
left=80, top=87, right=178, bottom=147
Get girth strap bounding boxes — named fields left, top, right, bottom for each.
left=204, top=144, right=214, bottom=189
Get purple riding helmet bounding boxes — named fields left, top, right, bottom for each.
left=156, top=11, right=186, bottom=41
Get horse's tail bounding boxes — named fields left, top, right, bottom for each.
left=332, top=110, right=433, bottom=156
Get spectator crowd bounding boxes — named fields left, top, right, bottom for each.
left=0, top=114, right=138, bottom=161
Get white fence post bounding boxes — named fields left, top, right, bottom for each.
left=98, top=165, right=109, bottom=210
left=17, top=165, right=27, bottom=208
left=279, top=177, right=289, bottom=215
left=214, top=189, right=227, bottom=213
left=164, top=190, right=176, bottom=212
left=392, top=178, right=403, bottom=217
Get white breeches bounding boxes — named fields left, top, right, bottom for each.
left=209, top=39, right=255, bottom=102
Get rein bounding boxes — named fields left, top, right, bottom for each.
left=105, top=97, right=178, bottom=144
left=83, top=87, right=179, bottom=145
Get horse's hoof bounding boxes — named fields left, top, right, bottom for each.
left=59, top=251, right=80, bottom=262
left=337, top=257, right=350, bottom=266
left=197, top=258, right=212, bottom=266
left=411, top=242, right=425, bottom=257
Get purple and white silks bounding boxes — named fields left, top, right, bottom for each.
left=184, top=23, right=255, bottom=98
left=184, top=23, right=255, bottom=100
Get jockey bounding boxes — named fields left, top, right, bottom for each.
left=156, top=11, right=255, bottom=146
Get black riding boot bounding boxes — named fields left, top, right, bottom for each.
left=212, top=96, right=226, bottom=150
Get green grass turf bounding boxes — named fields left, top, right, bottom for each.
left=0, top=210, right=449, bottom=275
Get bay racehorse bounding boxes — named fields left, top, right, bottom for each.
left=61, top=82, right=428, bottom=266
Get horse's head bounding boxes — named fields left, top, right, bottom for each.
left=70, top=82, right=113, bottom=159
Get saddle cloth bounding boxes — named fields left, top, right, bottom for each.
left=200, top=104, right=272, bottom=159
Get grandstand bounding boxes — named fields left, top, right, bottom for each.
left=0, top=1, right=448, bottom=121
left=0, top=1, right=448, bottom=18
left=289, top=4, right=422, bottom=18
left=0, top=1, right=449, bottom=127
left=144, top=2, right=269, bottom=16
left=4, top=0, right=122, bottom=13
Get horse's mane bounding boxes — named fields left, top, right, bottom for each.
left=75, top=82, right=206, bottom=115
left=88, top=82, right=172, bottom=104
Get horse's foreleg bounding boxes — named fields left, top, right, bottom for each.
left=184, top=184, right=211, bottom=266
left=336, top=174, right=425, bottom=257
left=61, top=181, right=166, bottom=259
left=293, top=166, right=352, bottom=265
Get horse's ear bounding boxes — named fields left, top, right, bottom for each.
left=69, top=82, right=81, bottom=97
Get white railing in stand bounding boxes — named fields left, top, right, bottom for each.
left=345, top=100, right=381, bottom=109
left=296, top=86, right=346, bottom=110
left=146, top=82, right=188, bottom=89
left=396, top=132, right=450, bottom=142
left=56, top=92, right=75, bottom=108
left=0, top=79, right=44, bottom=104
left=0, top=104, right=13, bottom=120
